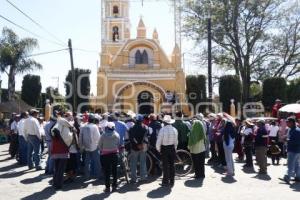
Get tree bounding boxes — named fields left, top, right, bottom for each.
left=65, top=68, right=91, bottom=112
left=186, top=75, right=207, bottom=112
left=286, top=78, right=300, bottom=103
left=262, top=77, right=287, bottom=110
left=21, top=74, right=42, bottom=107
left=219, top=75, right=242, bottom=113
left=181, top=0, right=300, bottom=103
left=45, top=86, right=60, bottom=104
left=0, top=28, right=42, bottom=101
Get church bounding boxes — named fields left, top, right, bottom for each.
left=94, top=0, right=187, bottom=114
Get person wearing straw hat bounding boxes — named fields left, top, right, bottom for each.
left=241, top=119, right=255, bottom=168
left=156, top=115, right=178, bottom=187
left=24, top=109, right=43, bottom=170
left=254, top=119, right=269, bottom=174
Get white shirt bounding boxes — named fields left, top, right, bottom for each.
left=269, top=125, right=279, bottom=137
left=23, top=116, right=41, bottom=139
left=17, top=119, right=26, bottom=137
left=156, top=124, right=178, bottom=152
left=10, top=121, right=18, bottom=134
left=79, top=123, right=100, bottom=152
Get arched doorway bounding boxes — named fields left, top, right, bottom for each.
left=137, top=91, right=154, bottom=114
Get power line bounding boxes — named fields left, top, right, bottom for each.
left=0, top=14, right=66, bottom=47
left=5, top=0, right=66, bottom=46
left=26, top=48, right=68, bottom=58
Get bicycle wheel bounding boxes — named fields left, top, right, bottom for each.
left=146, top=152, right=153, bottom=175
left=174, top=150, right=193, bottom=176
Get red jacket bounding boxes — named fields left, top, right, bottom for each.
left=51, top=136, right=69, bottom=159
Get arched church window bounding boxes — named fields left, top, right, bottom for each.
left=112, top=26, right=119, bottom=42
left=142, top=50, right=148, bottom=64
left=113, top=6, right=119, bottom=16
left=135, top=50, right=142, bottom=64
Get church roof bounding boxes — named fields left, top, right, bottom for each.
left=138, top=18, right=146, bottom=29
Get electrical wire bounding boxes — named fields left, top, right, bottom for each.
left=26, top=48, right=68, bottom=58
left=6, top=0, right=66, bottom=46
left=0, top=14, right=66, bottom=47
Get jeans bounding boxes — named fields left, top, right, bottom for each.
left=84, top=149, right=101, bottom=179
left=27, top=135, right=41, bottom=169
left=205, top=137, right=210, bottom=158
left=223, top=142, right=235, bottom=174
left=18, top=136, right=28, bottom=165
left=285, top=152, right=300, bottom=180
left=45, top=141, right=54, bottom=174
left=129, top=150, right=147, bottom=181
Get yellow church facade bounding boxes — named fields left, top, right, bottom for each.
left=94, top=0, right=186, bottom=114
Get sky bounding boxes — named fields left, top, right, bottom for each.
left=0, top=0, right=205, bottom=96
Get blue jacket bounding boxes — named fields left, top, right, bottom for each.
left=287, top=127, right=300, bottom=153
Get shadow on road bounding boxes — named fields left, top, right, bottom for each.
left=21, top=186, right=56, bottom=200
left=0, top=169, right=30, bottom=179
left=252, top=174, right=272, bottom=181
left=147, top=186, right=172, bottom=199
left=210, top=165, right=225, bottom=175
left=184, top=178, right=204, bottom=187
left=20, top=173, right=46, bottom=184
left=81, top=192, right=111, bottom=200
left=290, top=182, right=300, bottom=192
left=0, top=162, right=22, bottom=172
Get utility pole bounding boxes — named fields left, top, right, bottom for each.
left=68, top=39, right=76, bottom=111
left=207, top=17, right=213, bottom=102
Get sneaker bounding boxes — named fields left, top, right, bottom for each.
left=130, top=180, right=137, bottom=184
left=279, top=176, right=290, bottom=184
left=36, top=166, right=43, bottom=171
left=294, top=177, right=300, bottom=182
left=111, top=187, right=117, bottom=192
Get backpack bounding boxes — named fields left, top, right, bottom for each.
left=80, top=126, right=93, bottom=150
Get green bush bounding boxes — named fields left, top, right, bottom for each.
left=287, top=78, right=300, bottom=103
left=21, top=74, right=42, bottom=107
left=262, top=77, right=287, bottom=110
left=219, top=75, right=242, bottom=113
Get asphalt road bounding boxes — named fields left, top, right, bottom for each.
left=0, top=143, right=299, bottom=200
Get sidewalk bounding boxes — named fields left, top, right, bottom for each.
left=0, top=143, right=299, bottom=200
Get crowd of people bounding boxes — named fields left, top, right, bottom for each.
left=6, top=108, right=300, bottom=193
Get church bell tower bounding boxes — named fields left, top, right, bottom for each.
left=101, top=0, right=130, bottom=51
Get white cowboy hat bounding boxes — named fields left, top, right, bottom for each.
left=163, top=115, right=175, bottom=124
left=106, top=122, right=115, bottom=129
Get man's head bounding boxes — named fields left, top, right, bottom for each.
left=175, top=111, right=183, bottom=119
left=135, top=114, right=144, bottom=123
left=286, top=117, right=296, bottom=128
left=88, top=114, right=96, bottom=124
left=30, top=109, right=39, bottom=118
